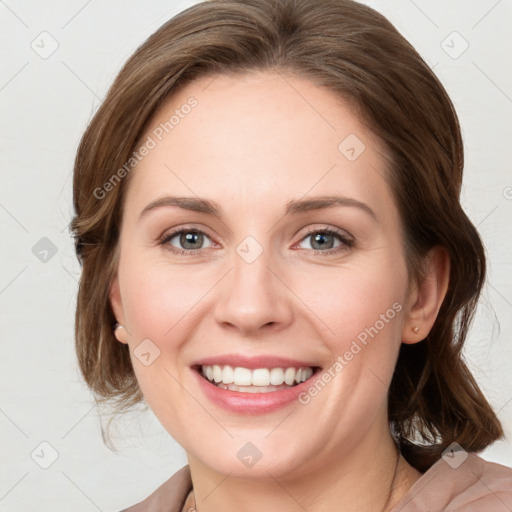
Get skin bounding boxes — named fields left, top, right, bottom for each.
left=110, top=71, right=450, bottom=512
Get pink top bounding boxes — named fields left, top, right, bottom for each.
left=120, top=453, right=512, bottom=511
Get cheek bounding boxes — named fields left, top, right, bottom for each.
left=118, top=256, right=221, bottom=406
left=290, top=264, right=406, bottom=434
left=120, top=256, right=216, bottom=339
left=289, top=254, right=408, bottom=404
left=119, top=261, right=197, bottom=415
left=292, top=256, right=407, bottom=343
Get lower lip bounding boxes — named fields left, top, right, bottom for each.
left=192, top=367, right=320, bottom=415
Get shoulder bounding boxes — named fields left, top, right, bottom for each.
left=392, top=453, right=512, bottom=511
left=119, top=465, right=192, bottom=512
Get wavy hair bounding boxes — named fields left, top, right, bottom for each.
left=70, top=0, right=504, bottom=471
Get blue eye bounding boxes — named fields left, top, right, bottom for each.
left=160, top=229, right=214, bottom=254
left=297, top=229, right=353, bottom=254
left=159, top=227, right=353, bottom=256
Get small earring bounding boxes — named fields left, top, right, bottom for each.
left=113, top=323, right=128, bottom=344
left=412, top=326, right=420, bottom=334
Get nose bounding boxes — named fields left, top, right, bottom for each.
left=213, top=248, right=294, bottom=336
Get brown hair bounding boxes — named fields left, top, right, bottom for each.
left=70, top=0, right=504, bottom=471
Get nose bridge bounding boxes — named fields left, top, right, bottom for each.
left=213, top=237, right=293, bottom=334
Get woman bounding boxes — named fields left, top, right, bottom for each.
left=70, top=0, right=512, bottom=510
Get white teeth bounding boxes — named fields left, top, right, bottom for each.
left=201, top=365, right=315, bottom=388
left=221, top=365, right=234, bottom=384
left=213, top=365, right=222, bottom=383
left=217, top=383, right=294, bottom=394
left=251, top=368, right=270, bottom=386
left=284, top=367, right=296, bottom=386
left=233, top=367, right=252, bottom=386
left=270, top=368, right=285, bottom=385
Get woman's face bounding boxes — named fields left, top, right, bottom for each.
left=110, top=71, right=416, bottom=479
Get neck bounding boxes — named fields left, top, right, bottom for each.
left=186, top=419, right=422, bottom=512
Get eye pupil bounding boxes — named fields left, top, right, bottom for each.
left=166, top=228, right=346, bottom=255
left=311, top=232, right=334, bottom=250
left=181, top=231, right=203, bottom=249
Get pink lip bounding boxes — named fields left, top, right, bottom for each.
left=191, top=354, right=319, bottom=369
left=191, top=366, right=321, bottom=415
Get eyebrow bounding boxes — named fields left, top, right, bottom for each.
left=138, top=195, right=377, bottom=222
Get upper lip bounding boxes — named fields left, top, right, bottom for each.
left=191, top=354, right=321, bottom=370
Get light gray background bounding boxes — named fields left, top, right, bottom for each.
left=1, top=1, right=511, bottom=511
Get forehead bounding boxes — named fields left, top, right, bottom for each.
left=124, top=71, right=394, bottom=221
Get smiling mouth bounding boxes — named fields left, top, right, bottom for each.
left=193, top=364, right=321, bottom=393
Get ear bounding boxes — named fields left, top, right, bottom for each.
left=402, top=246, right=450, bottom=344
left=109, top=275, right=128, bottom=344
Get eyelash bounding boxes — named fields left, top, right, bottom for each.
left=159, top=226, right=354, bottom=256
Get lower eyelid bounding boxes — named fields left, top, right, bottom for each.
left=161, top=228, right=353, bottom=254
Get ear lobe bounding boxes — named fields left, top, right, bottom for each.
left=109, top=275, right=128, bottom=344
left=402, top=246, right=450, bottom=344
